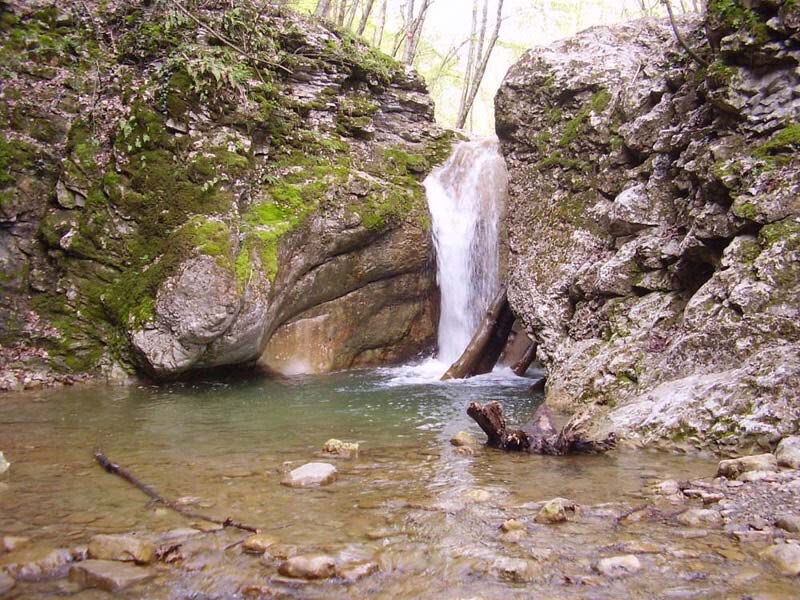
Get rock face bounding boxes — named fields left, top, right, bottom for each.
left=496, top=1, right=800, bottom=452
left=0, top=0, right=452, bottom=387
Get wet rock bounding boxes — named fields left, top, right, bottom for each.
left=450, top=431, right=478, bottom=447
left=263, top=544, right=298, bottom=562
left=2, top=547, right=78, bottom=581
left=676, top=509, right=723, bottom=528
left=278, top=555, right=336, bottom=580
left=453, top=446, right=475, bottom=456
left=87, top=534, right=156, bottom=564
left=281, top=463, right=337, bottom=487
left=322, top=439, right=359, bottom=458
left=335, top=560, right=379, bottom=582
left=717, top=455, right=778, bottom=479
left=69, top=559, right=155, bottom=592
left=535, top=498, right=577, bottom=524
left=1, top=536, right=30, bottom=553
left=739, top=470, right=779, bottom=483
left=490, top=556, right=537, bottom=583
left=776, top=436, right=800, bottom=469
left=595, top=555, right=641, bottom=577
left=775, top=515, right=800, bottom=534
left=0, top=452, right=9, bottom=475
left=759, top=543, right=800, bottom=576
left=500, top=519, right=525, bottom=533
left=242, top=534, right=277, bottom=555
left=464, top=489, right=491, bottom=503
left=653, top=479, right=681, bottom=495
left=0, top=572, right=13, bottom=595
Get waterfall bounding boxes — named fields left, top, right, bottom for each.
left=424, top=138, right=508, bottom=365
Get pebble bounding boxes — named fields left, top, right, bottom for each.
left=595, top=555, right=641, bottom=577
left=242, top=534, right=277, bottom=554
left=760, top=542, right=800, bottom=576
left=69, top=559, right=154, bottom=592
left=676, top=509, right=723, bottom=528
left=450, top=431, right=478, bottom=448
left=490, top=556, right=537, bottom=583
left=535, top=498, right=577, bottom=524
left=322, top=439, right=359, bottom=458
left=87, top=534, right=156, bottom=565
left=281, top=463, right=337, bottom=487
left=1, top=536, right=30, bottom=553
left=278, top=555, right=336, bottom=580
left=500, top=519, right=525, bottom=533
left=335, top=560, right=379, bottom=582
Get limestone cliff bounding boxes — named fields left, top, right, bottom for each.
left=496, top=0, right=799, bottom=453
left=0, top=0, right=453, bottom=388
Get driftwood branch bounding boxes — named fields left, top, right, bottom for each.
left=467, top=401, right=616, bottom=455
left=511, top=341, right=537, bottom=376
left=93, top=451, right=259, bottom=533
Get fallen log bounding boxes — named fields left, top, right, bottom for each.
left=466, top=401, right=616, bottom=455
left=442, top=287, right=514, bottom=380
left=511, top=341, right=537, bottom=377
left=93, top=450, right=259, bottom=533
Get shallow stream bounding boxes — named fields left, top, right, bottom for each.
left=0, top=365, right=795, bottom=598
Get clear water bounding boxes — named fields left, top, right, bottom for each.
left=1, top=368, right=795, bottom=599
left=424, top=139, right=507, bottom=363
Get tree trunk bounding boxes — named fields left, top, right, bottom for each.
left=315, top=0, right=333, bottom=18
left=346, top=0, right=361, bottom=29
left=512, top=341, right=537, bottom=376
left=457, top=0, right=479, bottom=128
left=441, top=287, right=513, bottom=380
left=455, top=0, right=504, bottom=129
left=356, top=0, right=376, bottom=36
left=373, top=0, right=387, bottom=47
left=337, top=0, right=349, bottom=26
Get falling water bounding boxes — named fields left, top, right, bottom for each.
left=424, top=138, right=507, bottom=364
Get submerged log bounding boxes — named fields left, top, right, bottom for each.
left=511, top=341, right=537, bottom=376
left=466, top=401, right=616, bottom=455
left=442, top=288, right=514, bottom=380
left=93, top=451, right=259, bottom=533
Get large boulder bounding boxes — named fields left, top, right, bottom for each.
left=0, top=1, right=453, bottom=387
left=496, top=2, right=800, bottom=453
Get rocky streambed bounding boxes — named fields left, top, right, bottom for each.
left=1, top=371, right=799, bottom=598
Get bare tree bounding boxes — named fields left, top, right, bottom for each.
left=315, top=0, right=333, bottom=18
left=455, top=0, right=504, bottom=130
left=373, top=0, right=387, bottom=47
left=391, top=0, right=433, bottom=64
left=356, top=0, right=376, bottom=36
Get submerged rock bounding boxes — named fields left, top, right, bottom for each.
left=87, top=534, right=156, bottom=565
left=450, top=431, right=478, bottom=447
left=241, top=535, right=277, bottom=555
left=490, top=556, right=538, bottom=583
left=278, top=555, right=336, bottom=580
left=760, top=543, right=800, bottom=576
left=595, top=555, right=642, bottom=577
left=1, top=536, right=29, bottom=553
left=69, top=559, right=154, bottom=592
left=281, top=463, right=337, bottom=487
left=0, top=572, right=13, bottom=595
left=776, top=436, right=800, bottom=469
left=0, top=452, right=9, bottom=475
left=322, top=439, right=359, bottom=458
left=535, top=498, right=577, bottom=524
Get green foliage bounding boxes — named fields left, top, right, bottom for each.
left=754, top=123, right=800, bottom=163
left=708, top=0, right=770, bottom=43
left=0, top=134, right=34, bottom=186
left=559, top=89, right=610, bottom=147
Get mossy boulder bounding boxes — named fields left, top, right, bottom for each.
left=0, top=0, right=454, bottom=386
